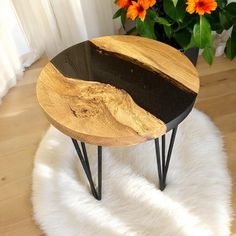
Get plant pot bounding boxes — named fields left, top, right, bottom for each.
left=183, top=47, right=199, bottom=67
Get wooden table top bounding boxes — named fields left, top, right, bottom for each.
left=37, top=35, right=199, bottom=146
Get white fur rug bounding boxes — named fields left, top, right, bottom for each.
left=32, top=109, right=232, bottom=236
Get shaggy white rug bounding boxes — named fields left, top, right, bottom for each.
left=32, top=109, right=232, bottom=236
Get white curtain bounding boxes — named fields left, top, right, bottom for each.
left=0, top=0, right=30, bottom=99
left=0, top=0, right=120, bottom=102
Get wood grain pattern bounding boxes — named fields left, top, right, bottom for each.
left=37, top=63, right=166, bottom=146
left=50, top=39, right=197, bottom=130
left=91, top=35, right=199, bottom=93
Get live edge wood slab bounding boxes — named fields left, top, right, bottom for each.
left=37, top=35, right=199, bottom=146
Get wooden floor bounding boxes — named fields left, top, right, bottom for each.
left=0, top=55, right=235, bottom=236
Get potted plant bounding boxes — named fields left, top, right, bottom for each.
left=113, top=0, right=236, bottom=65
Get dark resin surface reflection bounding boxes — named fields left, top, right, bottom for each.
left=51, top=41, right=197, bottom=131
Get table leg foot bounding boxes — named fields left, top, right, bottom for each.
left=71, top=139, right=102, bottom=200
left=154, top=126, right=178, bottom=191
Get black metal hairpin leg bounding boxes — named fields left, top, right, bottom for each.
left=154, top=126, right=178, bottom=191
left=71, top=138, right=102, bottom=200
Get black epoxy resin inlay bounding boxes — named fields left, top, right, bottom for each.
left=51, top=41, right=197, bottom=131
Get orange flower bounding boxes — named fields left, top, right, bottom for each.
left=127, top=0, right=156, bottom=21
left=116, top=0, right=132, bottom=8
left=186, top=0, right=217, bottom=15
left=148, top=0, right=156, bottom=7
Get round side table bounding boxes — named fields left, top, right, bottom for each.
left=37, top=35, right=199, bottom=200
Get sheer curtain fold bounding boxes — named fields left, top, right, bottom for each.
left=0, top=0, right=27, bottom=101
left=0, top=0, right=120, bottom=101
left=12, top=0, right=120, bottom=59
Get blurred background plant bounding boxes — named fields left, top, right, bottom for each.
left=113, top=0, right=236, bottom=64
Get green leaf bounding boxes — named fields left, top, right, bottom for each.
left=206, top=10, right=223, bottom=32
left=200, top=25, right=214, bottom=65
left=113, top=8, right=123, bottom=19
left=120, top=8, right=127, bottom=27
left=193, top=16, right=211, bottom=49
left=184, top=35, right=196, bottom=51
left=154, top=16, right=171, bottom=26
left=219, top=11, right=234, bottom=30
left=203, top=46, right=214, bottom=65
left=163, top=0, right=186, bottom=21
left=174, top=30, right=191, bottom=49
left=217, top=0, right=225, bottom=9
left=225, top=25, right=236, bottom=60
left=225, top=2, right=236, bottom=17
left=172, top=0, right=178, bottom=7
left=164, top=25, right=172, bottom=38
left=136, top=17, right=156, bottom=39
left=176, top=15, right=194, bottom=31
left=225, top=37, right=236, bottom=60
left=149, top=8, right=171, bottom=27
left=147, top=9, right=158, bottom=20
